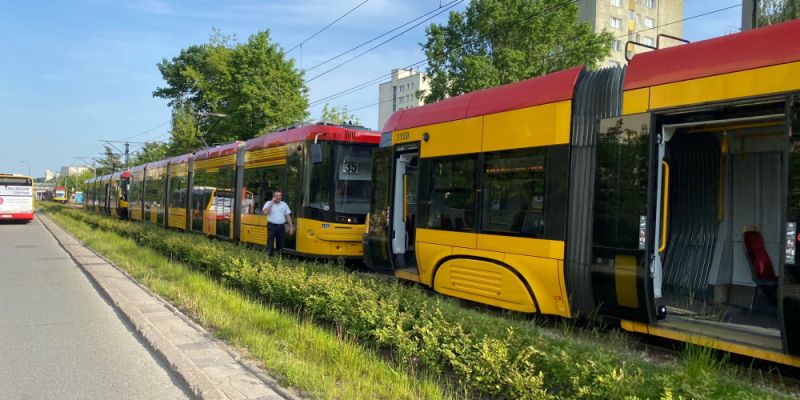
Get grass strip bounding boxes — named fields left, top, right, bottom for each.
left=42, top=203, right=794, bottom=399
left=44, top=207, right=453, bottom=400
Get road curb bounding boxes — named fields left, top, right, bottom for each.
left=39, top=213, right=299, bottom=400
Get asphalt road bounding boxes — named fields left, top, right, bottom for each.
left=0, top=217, right=192, bottom=400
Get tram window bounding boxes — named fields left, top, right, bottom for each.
left=334, top=144, right=374, bottom=215
left=286, top=144, right=302, bottom=215
left=482, top=148, right=546, bottom=237
left=169, top=176, right=187, bottom=208
left=593, top=114, right=650, bottom=249
left=424, top=155, right=476, bottom=231
left=306, top=142, right=333, bottom=211
left=243, top=167, right=281, bottom=214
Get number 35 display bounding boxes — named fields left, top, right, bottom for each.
left=342, top=160, right=359, bottom=174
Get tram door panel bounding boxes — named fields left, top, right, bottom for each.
left=591, top=113, right=656, bottom=323
left=391, top=147, right=419, bottom=269
left=783, top=96, right=800, bottom=355
left=364, top=147, right=393, bottom=272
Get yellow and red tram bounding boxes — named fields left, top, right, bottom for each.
left=365, top=20, right=800, bottom=366
left=88, top=123, right=381, bottom=259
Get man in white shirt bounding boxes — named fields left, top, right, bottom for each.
left=262, top=190, right=294, bottom=256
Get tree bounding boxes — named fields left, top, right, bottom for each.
left=421, top=0, right=612, bottom=103
left=154, top=30, right=309, bottom=145
left=131, top=141, right=168, bottom=165
left=757, top=0, right=800, bottom=26
left=96, top=145, right=122, bottom=176
left=166, top=104, right=203, bottom=157
left=318, top=103, right=360, bottom=125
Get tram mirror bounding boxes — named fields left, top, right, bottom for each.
left=311, top=142, right=323, bottom=164
left=787, top=95, right=800, bottom=138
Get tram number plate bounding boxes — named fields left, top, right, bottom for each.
left=342, top=161, right=359, bottom=174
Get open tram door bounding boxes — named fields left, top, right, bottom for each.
left=617, top=96, right=800, bottom=362
left=364, top=142, right=420, bottom=276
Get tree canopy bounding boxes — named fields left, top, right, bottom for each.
left=421, top=0, right=612, bottom=103
left=165, top=104, right=204, bottom=157
left=131, top=141, right=169, bottom=165
left=96, top=145, right=122, bottom=176
left=318, top=103, right=360, bottom=125
left=154, top=30, right=309, bottom=146
left=758, top=0, right=800, bottom=26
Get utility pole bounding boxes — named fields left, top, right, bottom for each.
left=742, top=0, right=758, bottom=31
left=99, top=140, right=143, bottom=170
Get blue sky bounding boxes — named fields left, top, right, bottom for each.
left=0, top=0, right=743, bottom=178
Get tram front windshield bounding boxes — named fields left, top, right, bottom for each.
left=307, top=142, right=374, bottom=219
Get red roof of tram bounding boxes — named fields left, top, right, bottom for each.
left=192, top=141, right=243, bottom=161
left=145, top=158, right=170, bottom=169
left=625, top=19, right=800, bottom=90
left=169, top=152, right=193, bottom=165
left=245, top=124, right=380, bottom=151
left=382, top=66, right=583, bottom=132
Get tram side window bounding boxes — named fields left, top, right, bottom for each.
left=306, top=142, right=332, bottom=212
left=424, top=155, right=476, bottom=231
left=482, top=148, right=547, bottom=237
left=243, top=167, right=282, bottom=214
left=169, top=176, right=187, bottom=208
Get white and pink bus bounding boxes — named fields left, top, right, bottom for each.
left=0, top=174, right=34, bottom=222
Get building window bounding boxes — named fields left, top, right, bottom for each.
left=646, top=0, right=655, bottom=8
left=399, top=85, right=404, bottom=92
left=643, top=36, right=654, bottom=47
left=610, top=17, right=622, bottom=30
left=610, top=0, right=621, bottom=7
left=644, top=17, right=655, bottom=28
left=613, top=39, right=622, bottom=52
left=424, top=155, right=476, bottom=231
left=482, top=148, right=547, bottom=238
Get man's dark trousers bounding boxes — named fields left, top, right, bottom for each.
left=267, top=222, right=286, bottom=256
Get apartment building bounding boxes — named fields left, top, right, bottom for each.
left=377, top=68, right=431, bottom=131
left=577, top=0, right=684, bottom=67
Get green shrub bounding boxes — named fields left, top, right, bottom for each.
left=43, top=204, right=789, bottom=400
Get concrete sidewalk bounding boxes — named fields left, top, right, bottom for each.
left=39, top=214, right=297, bottom=400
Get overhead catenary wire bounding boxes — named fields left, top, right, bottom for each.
left=286, top=0, right=370, bottom=54
left=304, top=0, right=462, bottom=73
left=308, top=0, right=577, bottom=104
left=305, top=0, right=464, bottom=83
left=311, top=2, right=743, bottom=113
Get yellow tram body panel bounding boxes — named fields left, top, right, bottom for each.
left=296, top=218, right=365, bottom=257
left=240, top=213, right=268, bottom=245
left=624, top=60, right=800, bottom=115
left=414, top=229, right=570, bottom=316
left=168, top=207, right=186, bottom=230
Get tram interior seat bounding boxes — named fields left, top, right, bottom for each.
left=662, top=127, right=784, bottom=331
left=704, top=128, right=784, bottom=312
left=743, top=228, right=779, bottom=308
